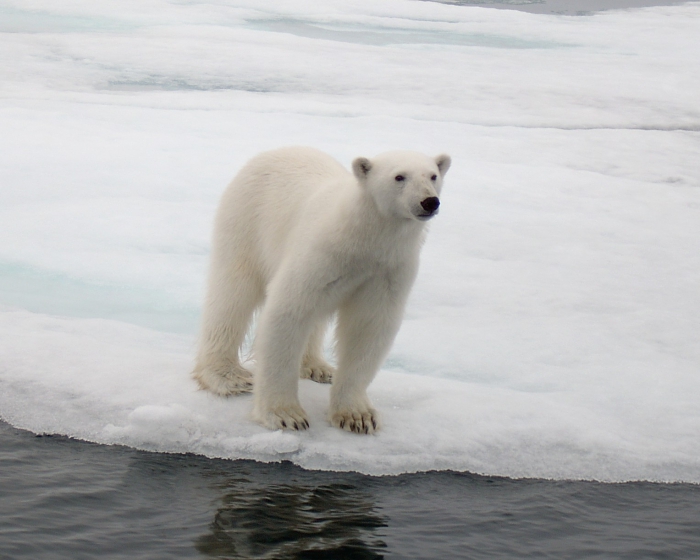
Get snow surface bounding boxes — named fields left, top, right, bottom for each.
left=0, top=0, right=699, bottom=482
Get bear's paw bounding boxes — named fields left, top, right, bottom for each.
left=193, top=363, right=253, bottom=396
left=330, top=407, right=380, bottom=435
left=300, top=358, right=334, bottom=384
left=254, top=402, right=310, bottom=431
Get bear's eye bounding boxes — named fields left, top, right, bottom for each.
left=395, top=175, right=405, bottom=182
left=431, top=174, right=437, bottom=181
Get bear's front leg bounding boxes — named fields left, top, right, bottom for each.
left=330, top=281, right=408, bottom=434
left=251, top=281, right=320, bottom=431
left=252, top=352, right=311, bottom=431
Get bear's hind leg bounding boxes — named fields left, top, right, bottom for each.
left=193, top=267, right=263, bottom=396
left=300, top=319, right=334, bottom=384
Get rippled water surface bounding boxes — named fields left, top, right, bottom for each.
left=2, top=421, right=699, bottom=559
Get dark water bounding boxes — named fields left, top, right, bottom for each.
left=2, top=421, right=699, bottom=559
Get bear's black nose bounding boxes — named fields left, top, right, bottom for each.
left=420, top=197, right=440, bottom=213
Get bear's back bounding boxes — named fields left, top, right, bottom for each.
left=216, top=147, right=353, bottom=277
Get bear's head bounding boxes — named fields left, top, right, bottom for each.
left=352, top=151, right=451, bottom=222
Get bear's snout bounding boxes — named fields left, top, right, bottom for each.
left=420, top=196, right=440, bottom=214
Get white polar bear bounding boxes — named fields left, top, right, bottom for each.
left=193, top=147, right=450, bottom=434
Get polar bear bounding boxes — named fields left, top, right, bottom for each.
left=193, top=147, right=450, bottom=434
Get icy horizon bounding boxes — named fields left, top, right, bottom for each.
left=0, top=0, right=699, bottom=482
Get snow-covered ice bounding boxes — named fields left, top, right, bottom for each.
left=0, top=0, right=699, bottom=482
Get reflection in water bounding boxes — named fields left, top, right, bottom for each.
left=196, top=464, right=387, bottom=559
left=3, top=423, right=700, bottom=559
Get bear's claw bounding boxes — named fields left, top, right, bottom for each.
left=281, top=419, right=308, bottom=430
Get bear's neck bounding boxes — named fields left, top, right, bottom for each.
left=344, top=188, right=427, bottom=256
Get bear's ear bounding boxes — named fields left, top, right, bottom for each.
left=352, top=157, right=372, bottom=181
left=435, top=154, right=451, bottom=177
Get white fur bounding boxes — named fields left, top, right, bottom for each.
left=193, top=147, right=450, bottom=434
